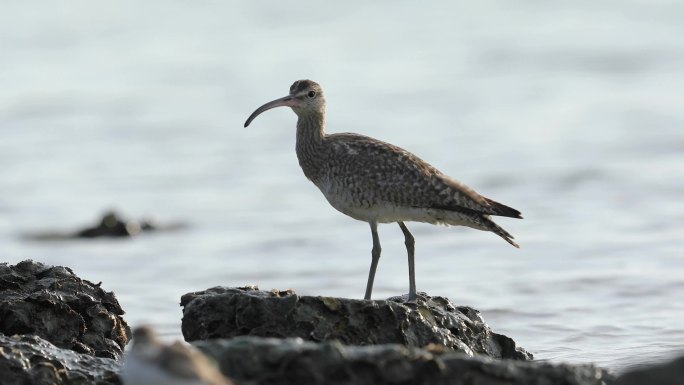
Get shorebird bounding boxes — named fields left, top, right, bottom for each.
left=120, top=326, right=232, bottom=385
left=244, top=80, right=522, bottom=301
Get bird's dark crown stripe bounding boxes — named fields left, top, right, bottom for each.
left=290, top=79, right=320, bottom=94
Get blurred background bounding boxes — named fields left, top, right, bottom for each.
left=1, top=0, right=683, bottom=373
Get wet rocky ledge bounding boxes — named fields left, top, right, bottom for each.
left=180, top=286, right=614, bottom=385
left=180, top=286, right=531, bottom=361
left=2, top=260, right=682, bottom=385
left=195, top=336, right=612, bottom=385
left=0, top=333, right=122, bottom=385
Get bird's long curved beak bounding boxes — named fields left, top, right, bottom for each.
left=244, top=95, right=298, bottom=127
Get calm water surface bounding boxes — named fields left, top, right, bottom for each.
left=1, top=0, right=683, bottom=373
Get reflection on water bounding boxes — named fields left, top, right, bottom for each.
left=1, top=0, right=683, bottom=373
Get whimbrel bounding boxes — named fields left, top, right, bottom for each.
left=244, top=80, right=522, bottom=301
left=121, top=326, right=233, bottom=385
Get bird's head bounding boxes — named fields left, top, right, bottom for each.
left=244, top=79, right=325, bottom=127
left=131, top=326, right=158, bottom=346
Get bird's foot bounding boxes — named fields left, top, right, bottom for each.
left=387, top=292, right=428, bottom=304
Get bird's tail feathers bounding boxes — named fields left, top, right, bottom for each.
left=435, top=211, right=520, bottom=248
left=485, top=198, right=523, bottom=219
left=481, top=216, right=520, bottom=248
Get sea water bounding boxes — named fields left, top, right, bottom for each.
left=1, top=0, right=683, bottom=373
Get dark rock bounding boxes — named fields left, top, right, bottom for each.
left=180, top=286, right=531, bottom=360
left=615, top=356, right=684, bottom=385
left=0, top=333, right=121, bottom=385
left=75, top=211, right=135, bottom=238
left=23, top=210, right=188, bottom=240
left=0, top=260, right=130, bottom=360
left=193, top=336, right=613, bottom=385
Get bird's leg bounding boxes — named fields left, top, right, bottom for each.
left=398, top=222, right=417, bottom=301
left=364, top=221, right=381, bottom=300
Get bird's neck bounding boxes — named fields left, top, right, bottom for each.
left=295, top=111, right=326, bottom=182
left=296, top=112, right=326, bottom=143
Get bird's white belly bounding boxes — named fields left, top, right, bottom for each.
left=316, top=182, right=483, bottom=229
left=338, top=203, right=437, bottom=224
left=319, top=189, right=467, bottom=227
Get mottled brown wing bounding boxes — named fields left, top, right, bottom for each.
left=326, top=133, right=502, bottom=215
left=430, top=174, right=522, bottom=218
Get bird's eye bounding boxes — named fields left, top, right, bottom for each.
left=307, top=91, right=316, bottom=98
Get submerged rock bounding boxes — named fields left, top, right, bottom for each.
left=23, top=210, right=188, bottom=240
left=0, top=260, right=130, bottom=360
left=75, top=211, right=143, bottom=238
left=180, top=286, right=531, bottom=360
left=615, top=355, right=684, bottom=385
left=193, top=336, right=613, bottom=385
left=0, top=333, right=121, bottom=385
